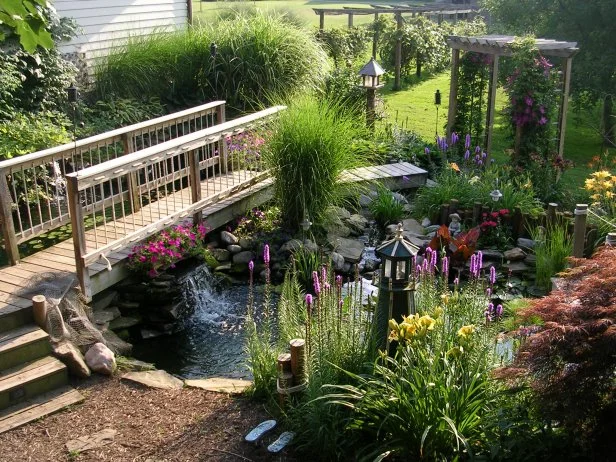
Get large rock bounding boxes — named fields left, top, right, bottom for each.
left=220, top=230, right=239, bottom=246
left=102, top=330, right=133, bottom=356
left=330, top=252, right=345, bottom=271
left=517, top=238, right=536, bottom=250
left=303, top=239, right=319, bottom=253
left=480, top=249, right=504, bottom=261
left=109, top=315, right=142, bottom=331
left=91, top=307, right=121, bottom=325
left=330, top=237, right=365, bottom=263
left=401, top=218, right=425, bottom=236
left=324, top=205, right=351, bottom=221
left=280, top=239, right=302, bottom=253
left=324, top=221, right=351, bottom=238
left=122, top=370, right=183, bottom=389
left=85, top=343, right=116, bottom=375
left=239, top=237, right=255, bottom=250
left=209, top=248, right=230, bottom=262
left=184, top=377, right=251, bottom=395
left=233, top=250, right=254, bottom=265
left=227, top=244, right=242, bottom=254
left=91, top=291, right=117, bottom=312
left=52, top=340, right=90, bottom=378
left=503, top=247, right=526, bottom=262
left=346, top=214, right=368, bottom=235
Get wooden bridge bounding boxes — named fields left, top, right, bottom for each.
left=0, top=101, right=427, bottom=315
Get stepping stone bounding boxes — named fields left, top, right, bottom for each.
left=267, top=431, right=295, bottom=453
left=184, top=377, right=252, bottom=395
left=245, top=419, right=276, bottom=444
left=121, top=370, right=183, bottom=389
left=66, top=428, right=117, bottom=453
left=329, top=237, right=364, bottom=263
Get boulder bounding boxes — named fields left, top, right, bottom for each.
left=480, top=249, right=504, bottom=261
left=324, top=221, right=351, bottom=238
left=502, top=261, right=531, bottom=274
left=155, top=301, right=183, bottom=322
left=503, top=247, right=526, bottom=262
left=91, top=291, right=117, bottom=312
left=233, top=251, right=254, bottom=265
left=220, top=230, right=239, bottom=246
left=359, top=191, right=377, bottom=207
left=324, top=205, right=351, bottom=221
left=425, top=225, right=442, bottom=234
left=330, top=252, right=345, bottom=271
left=91, top=308, right=120, bottom=326
left=209, top=248, right=230, bottom=262
left=122, top=370, right=183, bottom=389
left=52, top=340, right=90, bottom=378
left=227, top=244, right=242, bottom=254
left=239, top=237, right=255, bottom=250
left=85, top=343, right=116, bottom=375
left=102, top=330, right=133, bottom=356
left=517, top=238, right=536, bottom=250
left=109, top=315, right=142, bottom=331
left=214, top=263, right=232, bottom=272
left=346, top=214, right=368, bottom=235
left=280, top=239, right=302, bottom=253
left=401, top=218, right=425, bottom=236
left=421, top=217, right=431, bottom=227
left=302, top=239, right=319, bottom=253
left=330, top=237, right=365, bottom=263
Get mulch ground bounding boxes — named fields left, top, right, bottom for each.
left=0, top=375, right=298, bottom=462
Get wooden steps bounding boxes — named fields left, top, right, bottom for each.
left=0, top=325, right=51, bottom=371
left=0, top=385, right=83, bottom=434
left=0, top=324, right=84, bottom=434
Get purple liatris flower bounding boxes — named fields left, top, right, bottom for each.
left=424, top=147, right=430, bottom=155
left=475, top=145, right=481, bottom=154
left=305, top=293, right=313, bottom=306
left=430, top=249, right=437, bottom=269
left=486, top=287, right=492, bottom=297
left=321, top=266, right=327, bottom=284
left=496, top=304, right=503, bottom=317
left=450, top=132, right=459, bottom=145
left=263, top=244, right=270, bottom=264
left=464, top=149, right=470, bottom=160
left=312, top=271, right=321, bottom=295
left=441, top=256, right=449, bottom=275
left=470, top=254, right=477, bottom=275
left=477, top=251, right=483, bottom=273
left=323, top=282, right=331, bottom=291
left=453, top=277, right=459, bottom=285
left=248, top=260, right=254, bottom=272
left=489, top=266, right=496, bottom=285
left=416, top=264, right=422, bottom=275
left=336, top=274, right=342, bottom=288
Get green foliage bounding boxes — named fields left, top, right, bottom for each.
left=264, top=95, right=368, bottom=231
left=78, top=97, right=165, bottom=137
left=321, top=66, right=365, bottom=113
left=0, top=0, right=53, bottom=52
left=316, top=27, right=369, bottom=66
left=386, top=127, right=442, bottom=176
left=379, top=16, right=449, bottom=78
left=529, top=222, right=573, bottom=291
left=325, top=266, right=501, bottom=460
left=0, top=111, right=70, bottom=160
left=95, top=12, right=328, bottom=111
left=233, top=206, right=281, bottom=239
left=369, top=187, right=406, bottom=227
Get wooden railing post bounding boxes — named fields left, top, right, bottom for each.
left=573, top=204, right=588, bottom=258
left=122, top=133, right=141, bottom=213
left=0, top=172, right=20, bottom=265
left=67, top=175, right=91, bottom=300
left=217, top=105, right=229, bottom=174
left=188, top=149, right=203, bottom=225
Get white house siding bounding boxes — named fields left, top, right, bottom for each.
left=55, top=0, right=189, bottom=71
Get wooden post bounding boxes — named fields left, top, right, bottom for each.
left=573, top=204, right=588, bottom=258
left=440, top=203, right=450, bottom=225
left=347, top=13, right=354, bottom=28
left=186, top=0, right=193, bottom=25
left=0, top=172, right=19, bottom=265
left=512, top=206, right=524, bottom=240
left=67, top=176, right=91, bottom=300
left=446, top=48, right=460, bottom=140
left=448, top=199, right=459, bottom=217
left=289, top=339, right=306, bottom=386
left=558, top=57, right=573, bottom=159
left=366, top=88, right=376, bottom=130
left=188, top=149, right=203, bottom=225
left=277, top=353, right=292, bottom=376
left=122, top=133, right=141, bottom=213
left=484, top=54, right=499, bottom=161
left=547, top=203, right=558, bottom=226
left=277, top=352, right=293, bottom=407
left=394, top=12, right=403, bottom=91
left=472, top=201, right=482, bottom=225
left=319, top=12, right=325, bottom=31
left=32, top=295, right=47, bottom=330
left=372, top=13, right=379, bottom=59
left=216, top=105, right=228, bottom=174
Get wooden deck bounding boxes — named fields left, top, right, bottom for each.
left=0, top=162, right=426, bottom=318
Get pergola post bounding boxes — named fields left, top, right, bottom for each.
left=319, top=12, right=324, bottom=32
left=372, top=13, right=379, bottom=59
left=348, top=13, right=354, bottom=28
left=484, top=55, right=499, bottom=160
left=558, top=57, right=573, bottom=158
left=446, top=48, right=460, bottom=139
left=394, top=12, right=403, bottom=91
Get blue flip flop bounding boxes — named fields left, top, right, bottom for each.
left=267, top=431, right=295, bottom=453
left=244, top=419, right=277, bottom=444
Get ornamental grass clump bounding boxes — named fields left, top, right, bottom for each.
left=128, top=223, right=208, bottom=278
left=264, top=95, right=369, bottom=231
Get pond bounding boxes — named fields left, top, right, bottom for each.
left=131, top=265, right=268, bottom=379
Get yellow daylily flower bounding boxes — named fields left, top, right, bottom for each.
left=457, top=324, right=476, bottom=339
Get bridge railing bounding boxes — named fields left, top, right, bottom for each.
left=66, top=105, right=285, bottom=298
left=0, top=101, right=226, bottom=265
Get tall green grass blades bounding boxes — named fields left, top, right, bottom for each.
left=369, top=187, right=407, bottom=227
left=529, top=223, right=573, bottom=291
left=264, top=95, right=368, bottom=230
left=95, top=13, right=328, bottom=111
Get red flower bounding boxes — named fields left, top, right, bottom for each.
left=491, top=211, right=499, bottom=219
left=499, top=209, right=510, bottom=216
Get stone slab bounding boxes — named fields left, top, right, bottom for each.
left=329, top=237, right=365, bottom=263
left=122, top=370, right=183, bottom=389
left=184, top=377, right=252, bottom=395
left=66, top=428, right=117, bottom=453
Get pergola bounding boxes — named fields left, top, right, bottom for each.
left=445, top=35, right=579, bottom=159
left=313, top=4, right=479, bottom=90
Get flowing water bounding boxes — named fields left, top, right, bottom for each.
left=131, top=265, right=265, bottom=379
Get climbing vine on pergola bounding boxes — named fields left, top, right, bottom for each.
left=445, top=35, right=578, bottom=159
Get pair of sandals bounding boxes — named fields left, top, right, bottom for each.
left=244, top=419, right=294, bottom=453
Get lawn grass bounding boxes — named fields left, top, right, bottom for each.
left=379, top=71, right=614, bottom=192
left=192, top=0, right=424, bottom=29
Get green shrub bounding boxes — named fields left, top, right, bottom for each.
left=321, top=66, right=365, bottom=113
left=95, top=13, right=328, bottom=111
left=264, top=95, right=368, bottom=231
left=529, top=222, right=573, bottom=291
left=78, top=97, right=165, bottom=137
left=316, top=27, right=370, bottom=66
left=369, top=187, right=407, bottom=227
left=0, top=111, right=70, bottom=160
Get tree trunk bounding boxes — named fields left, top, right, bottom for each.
left=604, top=95, right=615, bottom=148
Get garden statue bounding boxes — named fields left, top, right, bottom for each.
left=448, top=213, right=461, bottom=236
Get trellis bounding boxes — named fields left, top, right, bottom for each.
left=313, top=3, right=479, bottom=90
left=445, top=35, right=579, bottom=158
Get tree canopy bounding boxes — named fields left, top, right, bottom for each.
left=0, top=0, right=53, bottom=52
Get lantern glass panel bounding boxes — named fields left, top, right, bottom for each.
left=396, top=261, right=406, bottom=280
left=384, top=259, right=392, bottom=278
